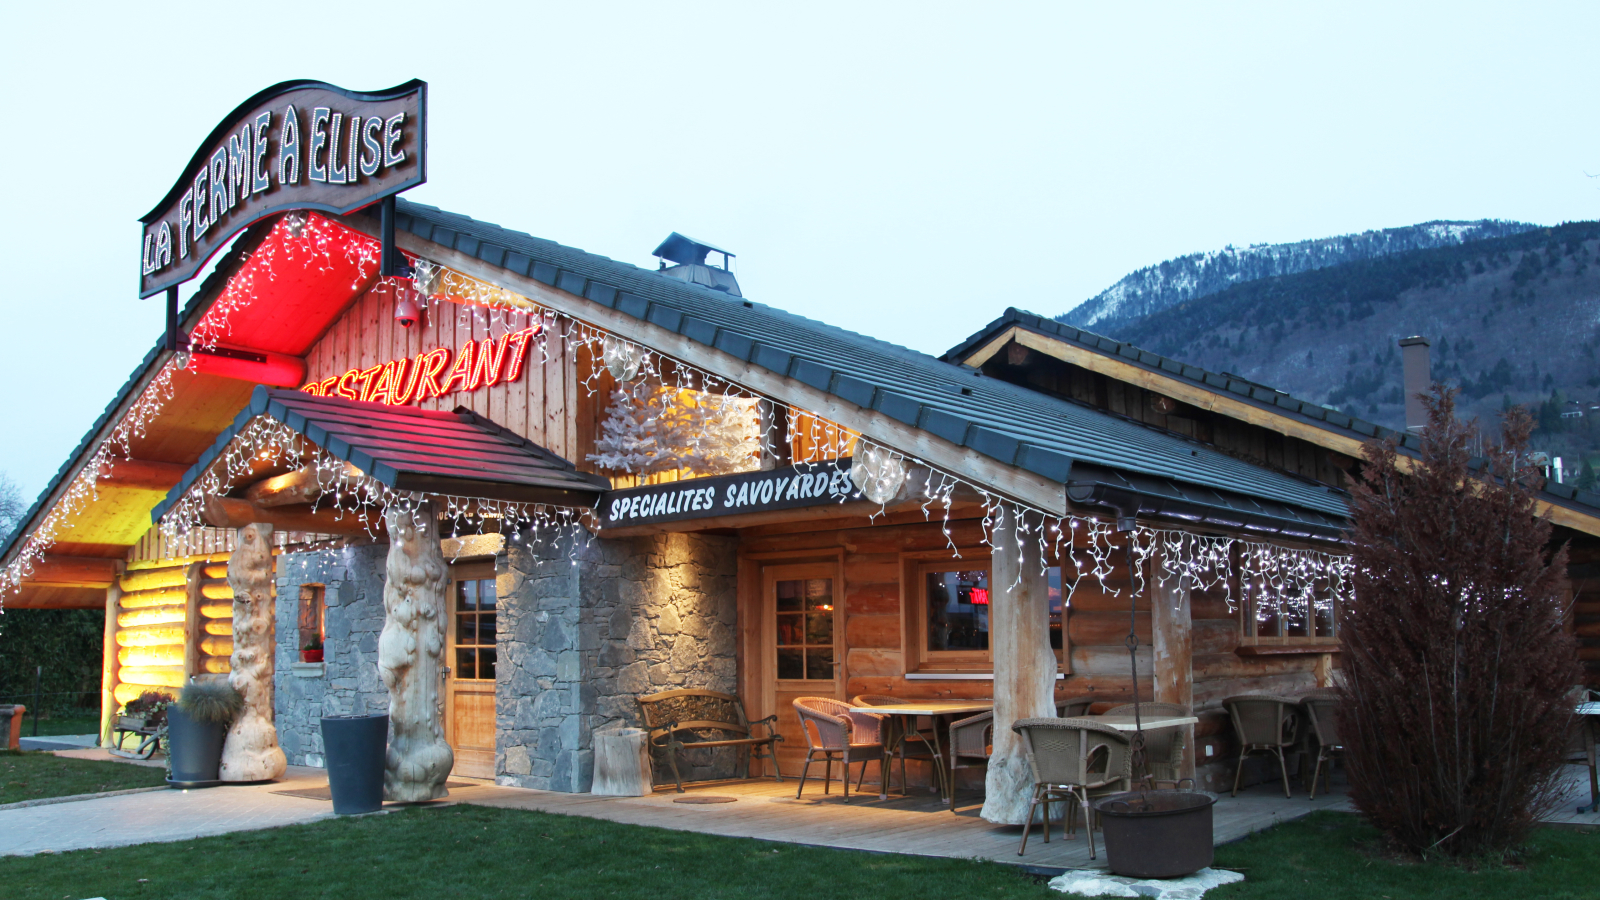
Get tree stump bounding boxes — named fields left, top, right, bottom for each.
left=379, top=501, right=453, bottom=801
left=981, top=511, right=1056, bottom=824
left=591, top=728, right=652, bottom=796
left=220, top=522, right=287, bottom=782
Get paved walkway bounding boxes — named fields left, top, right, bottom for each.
left=1, top=765, right=337, bottom=857
left=18, top=733, right=98, bottom=752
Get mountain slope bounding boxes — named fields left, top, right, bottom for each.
left=1065, top=220, right=1538, bottom=334
left=1109, top=221, right=1600, bottom=475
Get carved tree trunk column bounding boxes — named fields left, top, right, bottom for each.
left=379, top=500, right=453, bottom=801
left=980, top=511, right=1056, bottom=825
left=221, top=522, right=287, bottom=782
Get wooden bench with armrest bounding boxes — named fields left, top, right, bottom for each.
left=636, top=689, right=783, bottom=793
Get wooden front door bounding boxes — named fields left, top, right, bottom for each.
left=763, top=563, right=844, bottom=776
left=446, top=564, right=497, bottom=779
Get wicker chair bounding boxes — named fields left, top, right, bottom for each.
left=1056, top=697, right=1099, bottom=718
left=947, top=710, right=993, bottom=810
left=1224, top=694, right=1301, bottom=799
left=1011, top=717, right=1133, bottom=858
left=1299, top=693, right=1343, bottom=800
left=1104, top=702, right=1191, bottom=789
left=793, top=697, right=885, bottom=803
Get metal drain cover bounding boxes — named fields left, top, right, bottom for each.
left=673, top=795, right=738, bottom=804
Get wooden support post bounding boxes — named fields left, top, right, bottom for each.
left=981, top=510, right=1056, bottom=825
left=183, top=563, right=204, bottom=683
left=380, top=500, right=454, bottom=801
left=1314, top=653, right=1334, bottom=688
left=1151, top=546, right=1195, bottom=782
left=220, top=523, right=287, bottom=782
left=100, top=582, right=121, bottom=748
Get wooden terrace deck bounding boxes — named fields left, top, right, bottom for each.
left=451, top=775, right=1355, bottom=872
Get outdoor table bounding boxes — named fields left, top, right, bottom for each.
left=1088, top=714, right=1200, bottom=732
left=849, top=700, right=993, bottom=802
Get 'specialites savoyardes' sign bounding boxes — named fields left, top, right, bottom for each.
left=600, top=459, right=855, bottom=529
left=139, top=80, right=426, bottom=298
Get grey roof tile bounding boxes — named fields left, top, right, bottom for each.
left=390, top=202, right=1360, bottom=520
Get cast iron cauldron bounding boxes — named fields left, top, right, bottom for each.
left=1093, top=791, right=1217, bottom=878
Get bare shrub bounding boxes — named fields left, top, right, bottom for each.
left=1339, top=386, right=1580, bottom=856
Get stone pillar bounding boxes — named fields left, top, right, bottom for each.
left=981, top=510, right=1056, bottom=825
left=379, top=500, right=453, bottom=801
left=222, top=522, right=288, bottom=782
left=1151, top=546, right=1194, bottom=781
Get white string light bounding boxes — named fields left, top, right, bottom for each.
left=3, top=213, right=1358, bottom=620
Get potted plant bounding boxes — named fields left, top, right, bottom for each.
left=301, top=636, right=324, bottom=663
left=167, top=679, right=242, bottom=787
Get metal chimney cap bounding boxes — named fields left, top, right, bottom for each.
left=652, top=232, right=735, bottom=268
left=1399, top=335, right=1430, bottom=347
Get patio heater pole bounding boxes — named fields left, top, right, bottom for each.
left=1122, top=540, right=1148, bottom=788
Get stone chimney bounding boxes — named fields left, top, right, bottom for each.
left=1399, top=336, right=1431, bottom=432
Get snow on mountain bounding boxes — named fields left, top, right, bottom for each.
left=1064, top=220, right=1538, bottom=333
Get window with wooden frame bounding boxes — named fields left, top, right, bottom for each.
left=1239, top=574, right=1339, bottom=649
left=297, top=585, right=325, bottom=651
left=901, top=550, right=1070, bottom=673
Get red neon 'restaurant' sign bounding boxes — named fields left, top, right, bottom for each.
left=299, top=325, right=540, bottom=405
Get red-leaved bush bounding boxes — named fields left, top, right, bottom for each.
left=1339, top=386, right=1580, bottom=856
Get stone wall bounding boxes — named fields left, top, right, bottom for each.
left=496, top=530, right=738, bottom=792
left=272, top=544, right=390, bottom=767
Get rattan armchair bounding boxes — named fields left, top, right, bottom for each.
left=1104, top=701, right=1191, bottom=789
left=1011, top=717, right=1133, bottom=859
left=792, top=697, right=885, bottom=803
left=1223, top=694, right=1301, bottom=799
left=947, top=710, right=993, bottom=811
left=1299, top=692, right=1343, bottom=800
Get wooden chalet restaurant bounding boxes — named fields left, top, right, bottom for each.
left=5, top=80, right=1599, bottom=858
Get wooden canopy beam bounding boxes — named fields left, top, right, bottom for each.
left=23, top=556, right=122, bottom=587
left=201, top=495, right=381, bottom=535
left=96, top=459, right=192, bottom=491
left=243, top=464, right=363, bottom=508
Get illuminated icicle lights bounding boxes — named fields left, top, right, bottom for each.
left=4, top=214, right=1356, bottom=614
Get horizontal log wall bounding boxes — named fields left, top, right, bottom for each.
left=737, top=515, right=1155, bottom=703
left=112, top=561, right=189, bottom=704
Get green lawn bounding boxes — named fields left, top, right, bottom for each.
left=0, top=803, right=1049, bottom=900
left=0, top=750, right=167, bottom=805
left=1211, top=811, right=1597, bottom=899
left=23, top=714, right=102, bottom=737
left=0, top=803, right=1595, bottom=900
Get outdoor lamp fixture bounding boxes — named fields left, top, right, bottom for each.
left=850, top=445, right=908, bottom=505
left=369, top=275, right=423, bottom=328
left=602, top=336, right=643, bottom=382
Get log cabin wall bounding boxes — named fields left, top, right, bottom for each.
left=979, top=350, right=1353, bottom=489
left=735, top=512, right=1324, bottom=789
left=735, top=514, right=1159, bottom=784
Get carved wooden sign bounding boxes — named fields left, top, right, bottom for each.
left=600, top=459, right=855, bottom=528
left=139, top=80, right=427, bottom=298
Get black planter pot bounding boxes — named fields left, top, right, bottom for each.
left=1093, top=790, right=1218, bottom=879
left=321, top=714, right=388, bottom=815
left=166, top=705, right=226, bottom=787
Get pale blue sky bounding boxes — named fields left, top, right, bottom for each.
left=2, top=2, right=1596, bottom=499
